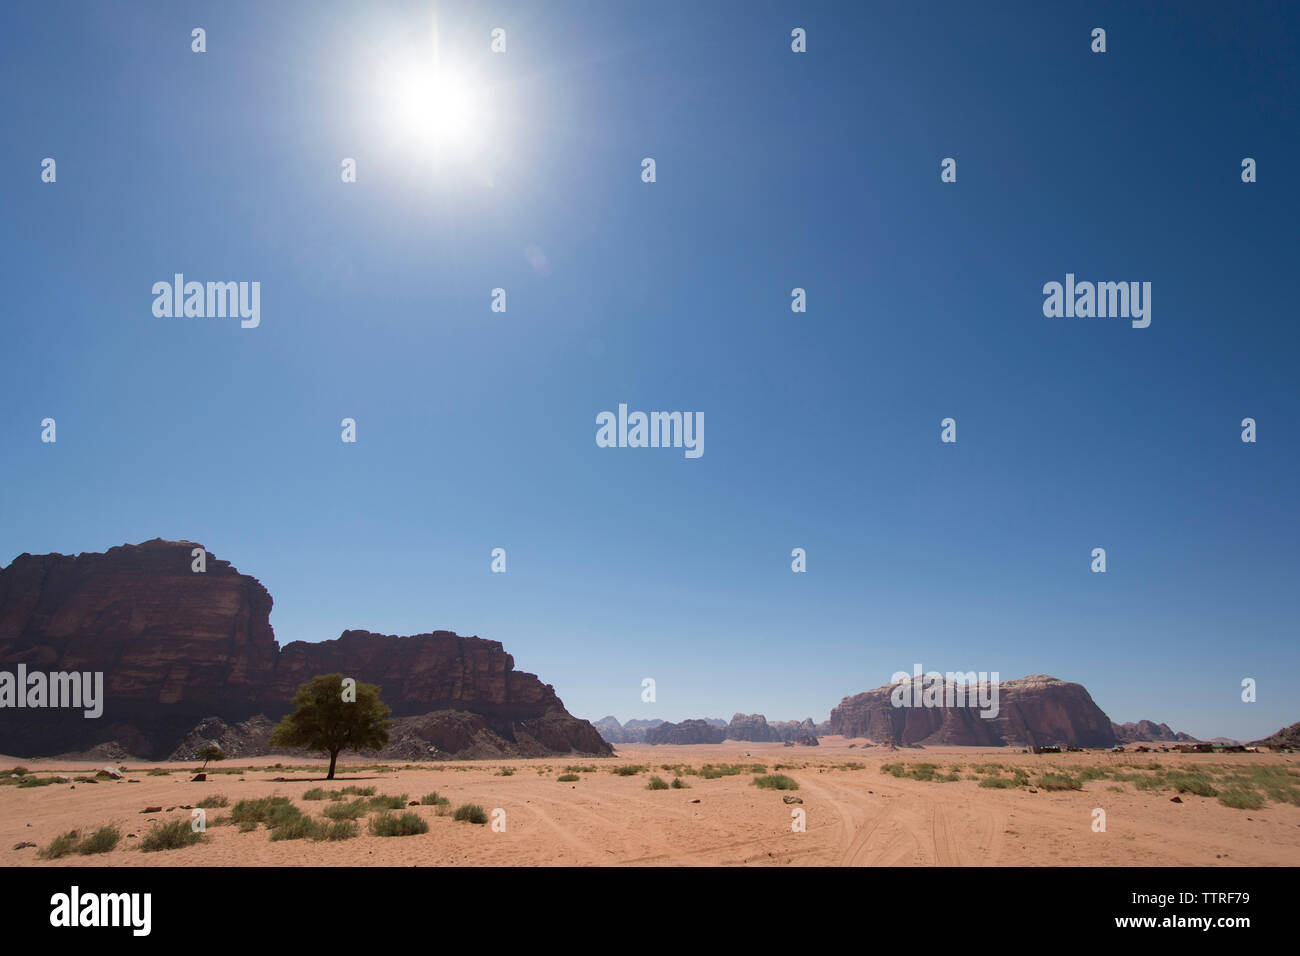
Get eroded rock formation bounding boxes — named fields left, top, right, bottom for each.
left=0, top=539, right=611, bottom=760
left=829, top=674, right=1116, bottom=748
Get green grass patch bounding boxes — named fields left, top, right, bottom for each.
left=139, top=819, right=204, bottom=852
left=1218, top=788, right=1265, bottom=810
left=420, top=792, right=450, bottom=805
left=1034, top=773, right=1083, bottom=792
left=557, top=773, right=579, bottom=782
left=369, top=811, right=429, bottom=836
left=38, top=830, right=83, bottom=860
left=322, top=799, right=368, bottom=821
left=646, top=775, right=669, bottom=790
left=753, top=774, right=799, bottom=791
left=453, top=803, right=488, bottom=824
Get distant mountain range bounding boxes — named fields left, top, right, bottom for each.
left=594, top=714, right=826, bottom=746
left=595, top=679, right=1223, bottom=749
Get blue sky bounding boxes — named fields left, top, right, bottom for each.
left=2, top=1, right=1297, bottom=741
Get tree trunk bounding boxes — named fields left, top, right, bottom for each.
left=328, top=750, right=338, bottom=780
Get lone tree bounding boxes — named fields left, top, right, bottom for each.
left=268, top=673, right=393, bottom=780
left=196, top=744, right=225, bottom=772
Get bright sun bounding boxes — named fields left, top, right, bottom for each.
left=379, top=59, right=486, bottom=158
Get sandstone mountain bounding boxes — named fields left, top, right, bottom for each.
left=1111, top=720, right=1198, bottom=743
left=1251, top=721, right=1300, bottom=750
left=830, top=674, right=1116, bottom=747
left=643, top=718, right=726, bottom=745
left=0, top=539, right=610, bottom=760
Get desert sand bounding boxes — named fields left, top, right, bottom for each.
left=4, top=738, right=1297, bottom=866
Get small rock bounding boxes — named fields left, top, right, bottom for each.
left=407, top=801, right=420, bottom=807
left=127, top=779, right=140, bottom=783
left=141, top=806, right=163, bottom=814
left=1170, top=796, right=1182, bottom=803
left=690, top=799, right=701, bottom=804
left=178, top=805, right=193, bottom=810
left=782, top=795, right=803, bottom=804
left=96, top=766, right=123, bottom=780
left=1028, top=788, right=1038, bottom=793
left=191, top=773, right=206, bottom=782
left=12, top=842, right=36, bottom=850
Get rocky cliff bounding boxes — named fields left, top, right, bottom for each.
left=829, top=674, right=1116, bottom=748
left=1111, top=720, right=1197, bottom=743
left=0, top=539, right=611, bottom=760
left=644, top=719, right=727, bottom=745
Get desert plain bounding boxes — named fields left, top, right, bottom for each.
left=3, top=737, right=1298, bottom=867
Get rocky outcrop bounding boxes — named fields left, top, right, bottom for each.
left=769, top=718, right=819, bottom=745
left=829, top=674, right=1116, bottom=748
left=0, top=540, right=611, bottom=760
left=592, top=717, right=665, bottom=744
left=644, top=719, right=727, bottom=745
left=725, top=713, right=781, bottom=742
left=1111, top=720, right=1197, bottom=743
left=1251, top=721, right=1300, bottom=750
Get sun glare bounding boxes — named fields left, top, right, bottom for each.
left=379, top=59, right=486, bottom=159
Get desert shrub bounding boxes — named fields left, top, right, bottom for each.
left=369, top=812, right=428, bottom=836
left=39, top=830, right=82, bottom=860
left=318, top=820, right=359, bottom=841
left=557, top=774, right=579, bottom=782
left=753, top=774, right=799, bottom=791
left=646, top=776, right=670, bottom=790
left=339, top=785, right=376, bottom=796
left=139, top=819, right=203, bottom=852
left=453, top=803, right=488, bottom=824
left=76, top=826, right=122, bottom=855
left=420, top=792, right=451, bottom=805
left=1236, top=767, right=1300, bottom=805
left=979, top=776, right=1018, bottom=789
left=496, top=767, right=515, bottom=776
left=302, top=788, right=331, bottom=801
left=1165, top=772, right=1218, bottom=797
left=1035, top=773, right=1083, bottom=792
left=237, top=821, right=258, bottom=833
left=18, top=776, right=59, bottom=788
left=368, top=794, right=408, bottom=810
left=269, top=816, right=325, bottom=841
left=611, top=765, right=645, bottom=776
left=147, top=768, right=171, bottom=776
left=564, top=765, right=598, bottom=773
left=230, top=796, right=297, bottom=826
left=1218, top=788, right=1265, bottom=810
left=323, top=799, right=368, bottom=821
left=196, top=794, right=229, bottom=809
left=671, top=777, right=690, bottom=789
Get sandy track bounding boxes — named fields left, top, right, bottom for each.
left=3, top=740, right=1297, bottom=866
